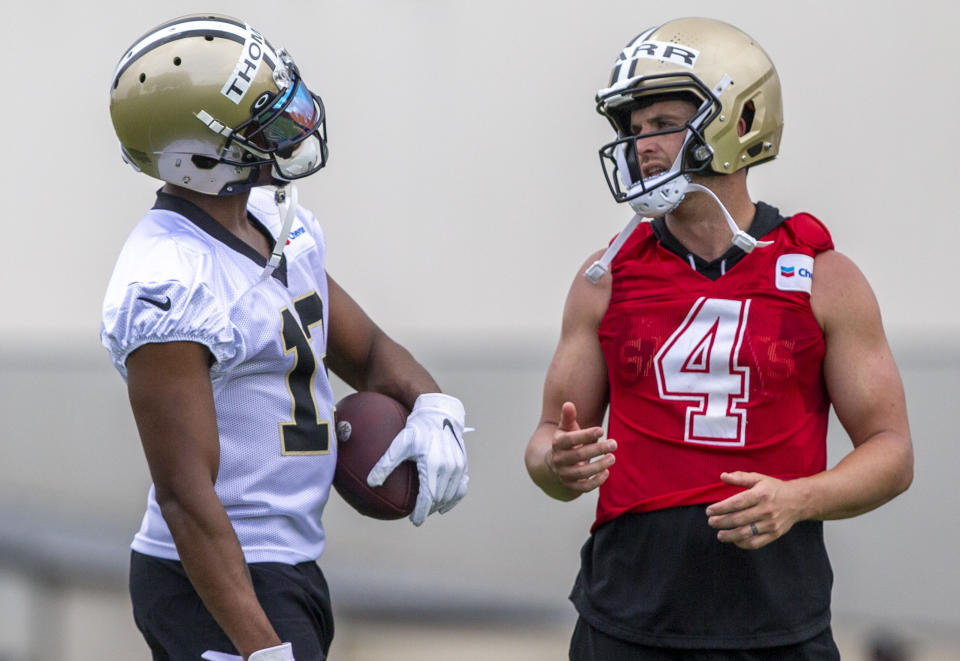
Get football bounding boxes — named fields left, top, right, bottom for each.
left=333, top=391, right=418, bottom=520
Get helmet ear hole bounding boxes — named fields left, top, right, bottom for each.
left=191, top=155, right=219, bottom=170
left=740, top=100, right=756, bottom=134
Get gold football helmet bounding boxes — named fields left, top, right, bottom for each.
left=109, top=14, right=328, bottom=195
left=596, top=17, right=782, bottom=214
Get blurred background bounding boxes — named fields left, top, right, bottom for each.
left=1, top=1, right=957, bottom=659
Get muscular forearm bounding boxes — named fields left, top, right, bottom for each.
left=792, top=431, right=913, bottom=521
left=159, top=492, right=281, bottom=658
left=359, top=333, right=441, bottom=409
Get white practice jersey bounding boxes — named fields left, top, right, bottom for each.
left=101, top=187, right=338, bottom=565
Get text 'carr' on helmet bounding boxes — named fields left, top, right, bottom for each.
left=109, top=13, right=328, bottom=196
left=596, top=17, right=782, bottom=183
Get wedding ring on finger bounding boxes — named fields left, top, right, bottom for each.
left=750, top=523, right=760, bottom=536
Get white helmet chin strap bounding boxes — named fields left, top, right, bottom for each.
left=584, top=178, right=772, bottom=283
left=262, top=183, right=298, bottom=279
left=585, top=213, right=647, bottom=283
left=685, top=183, right=773, bottom=253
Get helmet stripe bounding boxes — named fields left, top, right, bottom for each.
left=112, top=18, right=277, bottom=87
left=614, top=24, right=663, bottom=86
left=124, top=14, right=245, bottom=47
left=623, top=24, right=661, bottom=49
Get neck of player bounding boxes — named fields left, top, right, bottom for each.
left=163, top=183, right=272, bottom=259
left=664, top=171, right=756, bottom=263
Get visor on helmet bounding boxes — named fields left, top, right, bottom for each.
left=225, top=73, right=329, bottom=181
left=251, top=77, right=323, bottom=155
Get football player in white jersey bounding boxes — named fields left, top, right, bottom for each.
left=102, top=14, right=469, bottom=661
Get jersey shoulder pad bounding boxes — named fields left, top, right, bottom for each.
left=783, top=212, right=834, bottom=253
left=610, top=220, right=656, bottom=266
left=101, top=214, right=237, bottom=377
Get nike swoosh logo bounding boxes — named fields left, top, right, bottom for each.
left=137, top=295, right=171, bottom=311
left=443, top=419, right=464, bottom=451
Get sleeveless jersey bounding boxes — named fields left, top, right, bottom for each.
left=101, top=187, right=337, bottom=565
left=595, top=211, right=834, bottom=529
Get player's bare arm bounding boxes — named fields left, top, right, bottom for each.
left=526, top=251, right=617, bottom=501
left=806, top=249, right=913, bottom=514
left=325, top=273, right=440, bottom=408
left=125, top=341, right=282, bottom=658
left=325, top=272, right=468, bottom=525
left=706, top=250, right=913, bottom=549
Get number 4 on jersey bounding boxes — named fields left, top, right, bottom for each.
left=654, top=297, right=750, bottom=446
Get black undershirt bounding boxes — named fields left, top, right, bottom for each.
left=650, top=201, right=784, bottom=280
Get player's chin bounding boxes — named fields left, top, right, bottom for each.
left=255, top=164, right=275, bottom=186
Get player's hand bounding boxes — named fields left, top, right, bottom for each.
left=201, top=642, right=295, bottom=661
left=547, top=402, right=617, bottom=495
left=705, top=471, right=804, bottom=550
left=367, top=393, right=468, bottom=526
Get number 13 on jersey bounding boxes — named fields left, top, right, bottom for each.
left=654, top=297, right=751, bottom=446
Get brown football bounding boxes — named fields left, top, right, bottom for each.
left=333, top=391, right=418, bottom=520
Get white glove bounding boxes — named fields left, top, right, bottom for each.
left=201, top=642, right=294, bottom=661
left=367, top=393, right=469, bottom=526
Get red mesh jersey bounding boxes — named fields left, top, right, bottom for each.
left=595, top=213, right=834, bottom=529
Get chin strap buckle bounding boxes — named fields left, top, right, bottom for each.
left=584, top=262, right=609, bottom=284
left=584, top=214, right=645, bottom=284
left=731, top=229, right=773, bottom=253
left=685, top=183, right=773, bottom=254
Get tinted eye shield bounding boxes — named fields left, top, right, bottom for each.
left=213, top=77, right=324, bottom=163
left=258, top=79, right=324, bottom=155
left=236, top=78, right=325, bottom=156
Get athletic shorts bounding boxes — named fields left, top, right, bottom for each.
left=129, top=550, right=334, bottom=660
left=570, top=616, right=840, bottom=661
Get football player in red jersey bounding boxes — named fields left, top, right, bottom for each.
left=103, top=14, right=468, bottom=661
left=525, top=17, right=913, bottom=660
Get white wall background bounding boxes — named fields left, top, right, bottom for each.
left=2, top=0, right=958, bottom=345
left=1, top=1, right=958, bottom=659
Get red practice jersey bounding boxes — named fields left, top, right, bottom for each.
left=595, top=212, right=834, bottom=529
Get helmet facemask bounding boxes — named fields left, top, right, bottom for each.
left=221, top=54, right=329, bottom=183
left=196, top=55, right=328, bottom=191
left=597, top=73, right=723, bottom=217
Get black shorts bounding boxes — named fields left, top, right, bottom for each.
left=571, top=508, right=833, bottom=648
left=570, top=616, right=840, bottom=661
left=129, top=550, right=334, bottom=661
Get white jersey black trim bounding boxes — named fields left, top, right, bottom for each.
left=152, top=191, right=289, bottom=286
